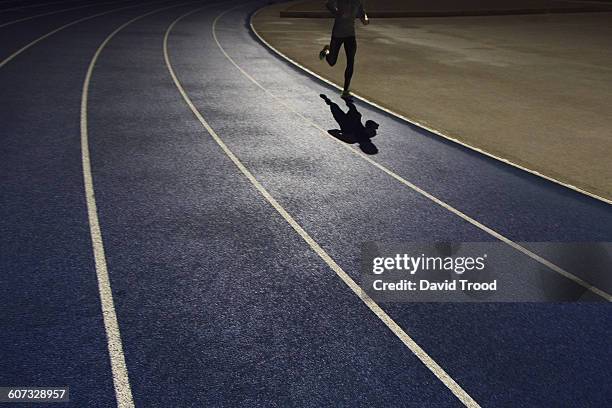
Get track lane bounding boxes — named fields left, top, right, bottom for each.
left=0, top=0, right=81, bottom=13
left=82, top=2, right=474, bottom=406
left=0, top=0, right=124, bottom=29
left=0, top=2, right=196, bottom=406
left=0, top=0, right=89, bottom=23
left=0, top=0, right=168, bottom=68
left=164, top=2, right=612, bottom=406
left=80, top=3, right=209, bottom=406
left=1, top=0, right=610, bottom=406
left=165, top=6, right=480, bottom=407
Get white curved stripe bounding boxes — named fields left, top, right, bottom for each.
left=0, top=0, right=164, bottom=68
left=80, top=2, right=194, bottom=406
left=165, top=6, right=482, bottom=408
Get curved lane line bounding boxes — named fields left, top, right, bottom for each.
left=0, top=0, right=165, bottom=68
left=213, top=4, right=611, bottom=301
left=80, top=2, right=195, bottom=407
left=249, top=6, right=612, bottom=206
left=164, top=6, right=482, bottom=408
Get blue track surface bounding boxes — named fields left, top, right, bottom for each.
left=1, top=1, right=611, bottom=406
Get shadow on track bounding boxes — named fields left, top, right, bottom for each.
left=320, top=93, right=379, bottom=155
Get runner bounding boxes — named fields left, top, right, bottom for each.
left=319, top=0, right=369, bottom=99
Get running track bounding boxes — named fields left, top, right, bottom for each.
left=1, top=1, right=611, bottom=406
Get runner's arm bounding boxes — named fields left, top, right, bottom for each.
left=358, top=1, right=369, bottom=24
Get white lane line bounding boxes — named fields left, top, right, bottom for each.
left=81, top=2, right=195, bottom=407
left=164, top=7, right=482, bottom=408
left=249, top=8, right=612, bottom=206
left=0, top=0, right=164, bottom=68
left=0, top=0, right=123, bottom=29
left=213, top=5, right=611, bottom=302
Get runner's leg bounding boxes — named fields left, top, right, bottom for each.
left=343, top=36, right=357, bottom=91
left=325, top=36, right=343, bottom=66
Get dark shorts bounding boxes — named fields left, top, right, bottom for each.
left=326, top=36, right=357, bottom=66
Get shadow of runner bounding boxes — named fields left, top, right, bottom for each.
left=320, top=94, right=379, bottom=155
